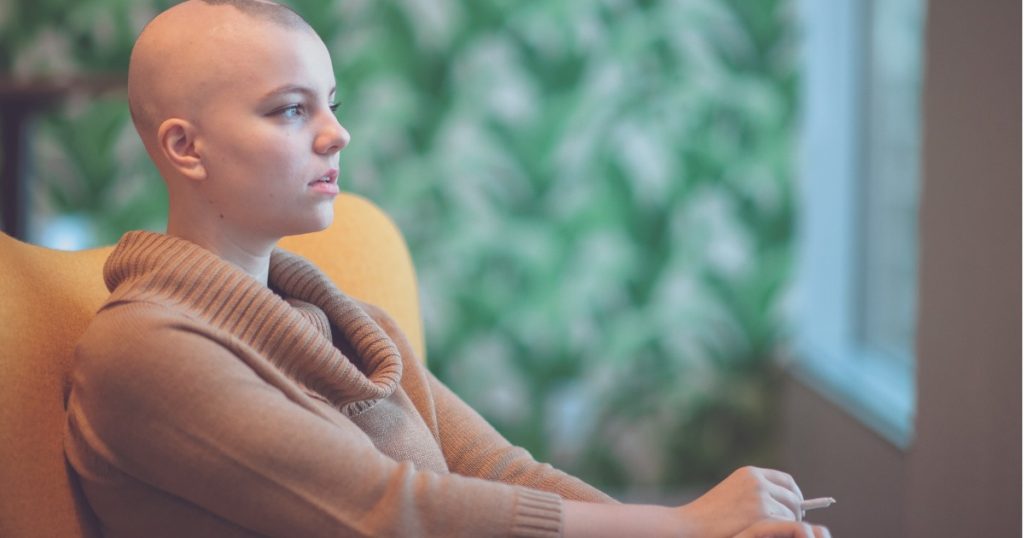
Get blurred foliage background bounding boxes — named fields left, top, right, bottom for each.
left=3, top=0, right=796, bottom=497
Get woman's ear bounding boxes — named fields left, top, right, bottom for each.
left=157, top=118, right=207, bottom=181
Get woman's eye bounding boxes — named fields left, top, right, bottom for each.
left=328, top=102, right=340, bottom=114
left=278, top=104, right=304, bottom=118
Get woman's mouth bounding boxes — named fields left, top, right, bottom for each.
left=309, top=169, right=340, bottom=195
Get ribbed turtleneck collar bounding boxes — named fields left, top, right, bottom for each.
left=102, top=230, right=403, bottom=417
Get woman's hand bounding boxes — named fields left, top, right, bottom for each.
left=562, top=466, right=813, bottom=538
left=673, top=466, right=805, bottom=538
left=733, top=519, right=832, bottom=538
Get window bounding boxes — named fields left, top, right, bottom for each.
left=791, top=0, right=925, bottom=447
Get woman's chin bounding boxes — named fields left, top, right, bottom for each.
left=292, top=207, right=335, bottom=236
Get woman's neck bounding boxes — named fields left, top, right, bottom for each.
left=166, top=216, right=275, bottom=287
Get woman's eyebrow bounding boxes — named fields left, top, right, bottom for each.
left=261, top=84, right=308, bottom=100
left=260, top=84, right=338, bottom=101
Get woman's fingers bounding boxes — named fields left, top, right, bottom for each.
left=812, top=523, right=832, bottom=538
left=764, top=480, right=803, bottom=521
left=733, top=466, right=804, bottom=521
left=759, top=467, right=804, bottom=500
left=734, top=519, right=832, bottom=538
left=764, top=498, right=798, bottom=522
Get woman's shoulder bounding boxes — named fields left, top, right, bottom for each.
left=83, top=299, right=204, bottom=343
left=74, top=299, right=237, bottom=381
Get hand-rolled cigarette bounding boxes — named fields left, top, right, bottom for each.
left=800, top=497, right=836, bottom=512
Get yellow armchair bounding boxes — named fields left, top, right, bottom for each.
left=0, top=194, right=424, bottom=538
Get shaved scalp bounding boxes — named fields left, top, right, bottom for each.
left=196, top=0, right=310, bottom=30
left=127, top=0, right=316, bottom=154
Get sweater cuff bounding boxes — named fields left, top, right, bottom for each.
left=511, top=488, right=563, bottom=538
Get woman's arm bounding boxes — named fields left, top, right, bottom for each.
left=362, top=301, right=615, bottom=503
left=425, top=370, right=618, bottom=503
left=363, top=302, right=809, bottom=537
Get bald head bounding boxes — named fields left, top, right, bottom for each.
left=128, top=0, right=315, bottom=152
left=190, top=0, right=309, bottom=28
left=123, top=0, right=346, bottom=248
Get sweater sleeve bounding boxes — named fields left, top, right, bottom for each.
left=65, top=302, right=563, bottom=538
left=361, top=302, right=618, bottom=505
left=426, top=372, right=618, bottom=504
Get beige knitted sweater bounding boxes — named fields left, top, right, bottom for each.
left=64, top=231, right=614, bottom=538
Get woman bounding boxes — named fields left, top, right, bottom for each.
left=64, top=1, right=830, bottom=536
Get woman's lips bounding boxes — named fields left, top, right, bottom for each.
left=309, top=169, right=340, bottom=195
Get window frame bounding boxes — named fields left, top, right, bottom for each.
left=790, top=0, right=917, bottom=448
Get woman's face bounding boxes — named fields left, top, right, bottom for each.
left=190, top=21, right=350, bottom=242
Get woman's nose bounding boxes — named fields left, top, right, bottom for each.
left=315, top=114, right=350, bottom=155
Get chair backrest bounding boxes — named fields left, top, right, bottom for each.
left=0, top=193, right=424, bottom=538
